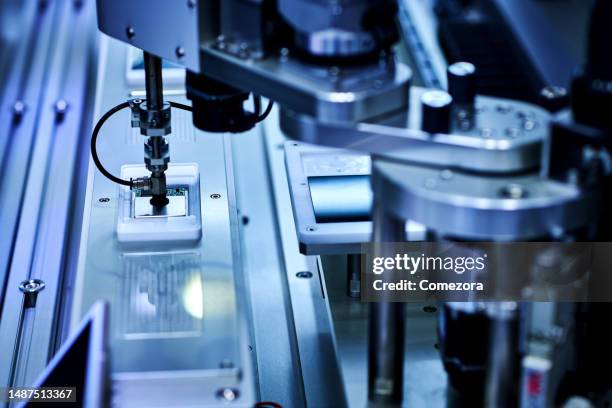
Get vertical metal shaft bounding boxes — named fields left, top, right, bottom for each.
left=347, top=254, right=361, bottom=298
left=143, top=52, right=164, bottom=110
left=485, top=302, right=520, bottom=408
left=368, top=200, right=406, bottom=406
left=142, top=52, right=169, bottom=207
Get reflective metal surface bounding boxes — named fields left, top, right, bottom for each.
left=281, top=87, right=551, bottom=173
left=71, top=38, right=256, bottom=407
left=372, top=160, right=597, bottom=240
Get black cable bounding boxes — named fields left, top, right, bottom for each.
left=253, top=95, right=262, bottom=117
left=255, top=99, right=274, bottom=122
left=169, top=101, right=193, bottom=112
left=91, top=100, right=194, bottom=187
left=90, top=101, right=132, bottom=186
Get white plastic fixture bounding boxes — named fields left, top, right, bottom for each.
left=116, top=163, right=201, bottom=244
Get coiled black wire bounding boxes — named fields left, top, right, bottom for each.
left=90, top=101, right=193, bottom=187
left=91, top=98, right=271, bottom=187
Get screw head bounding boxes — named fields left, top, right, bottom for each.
left=54, top=99, right=68, bottom=114
left=12, top=101, right=25, bottom=121
left=499, top=184, right=528, bottom=199
left=296, top=271, right=313, bottom=279
left=126, top=26, right=135, bottom=39
left=540, top=86, right=567, bottom=101
left=175, top=46, right=185, bottom=58
left=98, top=197, right=110, bottom=203
left=439, top=169, right=453, bottom=180
left=19, top=279, right=45, bottom=294
left=219, top=359, right=235, bottom=369
left=210, top=193, right=221, bottom=199
left=216, top=388, right=239, bottom=402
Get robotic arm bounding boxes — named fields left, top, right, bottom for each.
left=92, top=0, right=410, bottom=207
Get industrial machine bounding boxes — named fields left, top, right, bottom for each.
left=0, top=0, right=611, bottom=406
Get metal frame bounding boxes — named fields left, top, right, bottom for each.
left=281, top=87, right=551, bottom=174
left=0, top=0, right=98, bottom=391
left=284, top=142, right=426, bottom=255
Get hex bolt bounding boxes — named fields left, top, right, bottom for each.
left=19, top=279, right=45, bottom=308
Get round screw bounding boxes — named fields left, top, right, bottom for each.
left=499, top=184, right=528, bottom=199
left=19, top=279, right=45, bottom=293
left=12, top=101, right=25, bottom=122
left=219, top=359, right=235, bottom=369
left=216, top=388, right=239, bottom=402
left=439, top=169, right=454, bottom=180
left=19, top=279, right=45, bottom=308
left=423, top=305, right=438, bottom=313
left=210, top=193, right=221, bottom=199
left=54, top=99, right=69, bottom=122
left=296, top=271, right=313, bottom=279
left=306, top=226, right=316, bottom=232
left=126, top=26, right=135, bottom=39
left=98, top=197, right=110, bottom=203
left=175, top=46, right=185, bottom=58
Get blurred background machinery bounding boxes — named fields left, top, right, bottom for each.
left=0, top=0, right=610, bottom=407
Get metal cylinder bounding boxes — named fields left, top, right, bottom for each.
left=347, top=254, right=362, bottom=298
left=143, top=52, right=164, bottom=111
left=368, top=200, right=406, bottom=405
left=447, top=62, right=477, bottom=106
left=421, top=90, right=453, bottom=134
left=485, top=302, right=521, bottom=408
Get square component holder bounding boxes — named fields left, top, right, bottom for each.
left=117, top=163, right=201, bottom=244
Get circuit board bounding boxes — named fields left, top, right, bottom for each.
left=133, top=186, right=187, bottom=198
left=132, top=187, right=189, bottom=218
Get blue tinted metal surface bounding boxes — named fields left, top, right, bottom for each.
left=309, top=176, right=372, bottom=222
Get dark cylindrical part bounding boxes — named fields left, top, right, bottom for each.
left=485, top=303, right=520, bottom=408
left=447, top=62, right=477, bottom=106
left=369, top=302, right=405, bottom=405
left=368, top=201, right=406, bottom=405
left=149, top=136, right=164, bottom=159
left=539, top=86, right=569, bottom=113
left=421, top=90, right=453, bottom=134
left=347, top=254, right=361, bottom=298
left=143, top=52, right=164, bottom=111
